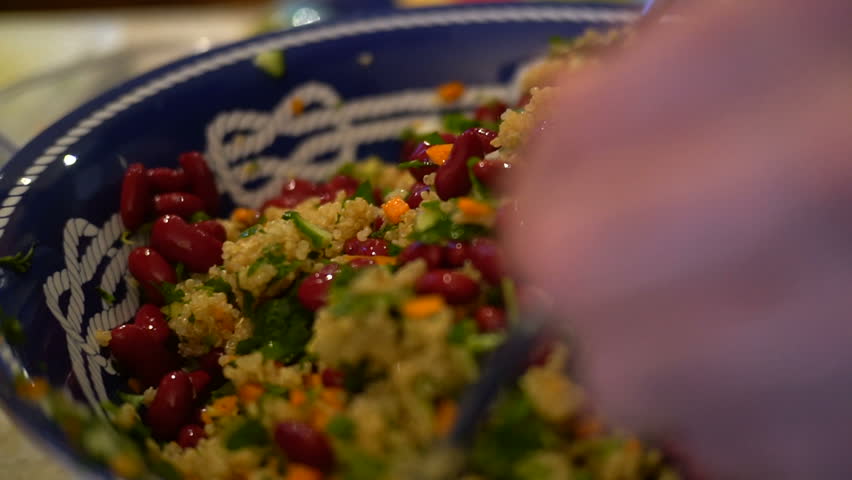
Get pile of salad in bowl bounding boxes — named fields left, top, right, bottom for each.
left=12, top=28, right=679, bottom=480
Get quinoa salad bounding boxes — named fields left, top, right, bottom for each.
left=12, top=30, right=679, bottom=480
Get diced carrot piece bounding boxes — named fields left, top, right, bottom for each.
left=626, top=437, right=642, bottom=453
left=320, top=388, right=345, bottom=409
left=434, top=399, right=457, bottom=436
left=425, top=144, right=453, bottom=166
left=290, top=389, right=308, bottom=407
left=292, top=97, right=305, bottom=116
left=127, top=378, right=143, bottom=394
left=457, top=197, right=493, bottom=217
left=437, top=81, right=465, bottom=103
left=311, top=410, right=332, bottom=431
left=16, top=377, right=49, bottom=400
left=231, top=207, right=259, bottom=225
left=574, top=417, right=603, bottom=438
left=402, top=295, right=446, bottom=319
left=306, top=373, right=323, bottom=389
left=212, top=395, right=239, bottom=416
left=382, top=197, right=410, bottom=224
left=201, top=408, right=213, bottom=425
left=285, top=464, right=323, bottom=480
left=238, top=382, right=265, bottom=405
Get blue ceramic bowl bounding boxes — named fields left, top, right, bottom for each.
left=0, top=3, right=634, bottom=477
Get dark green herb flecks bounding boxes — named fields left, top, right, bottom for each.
left=235, top=289, right=313, bottom=364
left=351, top=180, right=374, bottom=203
left=441, top=112, right=480, bottom=134
left=0, top=243, right=35, bottom=273
left=174, top=262, right=186, bottom=282
left=226, top=418, right=269, bottom=450
left=96, top=288, right=116, bottom=305
left=240, top=224, right=264, bottom=239
left=159, top=283, right=186, bottom=304
left=326, top=415, right=356, bottom=440
left=397, top=160, right=430, bottom=170
left=202, top=277, right=237, bottom=304
left=0, top=307, right=24, bottom=345
left=466, top=156, right=489, bottom=200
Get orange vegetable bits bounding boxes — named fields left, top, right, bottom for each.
left=238, top=382, right=265, bottom=405
left=284, top=464, right=323, bottom=480
left=437, top=81, right=465, bottom=103
left=573, top=416, right=604, bottom=439
left=292, top=97, right=306, bottom=116
left=16, top=377, right=49, bottom=401
left=433, top=399, right=458, bottom=436
left=425, top=144, right=453, bottom=166
left=290, top=389, right=308, bottom=408
left=230, top=207, right=260, bottom=226
left=402, top=295, right=446, bottom=319
left=457, top=197, right=493, bottom=217
left=202, top=395, right=240, bottom=424
left=382, top=197, right=410, bottom=224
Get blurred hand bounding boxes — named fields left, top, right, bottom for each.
left=508, top=1, right=852, bottom=478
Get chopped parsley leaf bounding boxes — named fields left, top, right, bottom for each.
left=0, top=243, right=35, bottom=274
left=96, top=288, right=116, bottom=305
left=235, top=288, right=313, bottom=365
left=0, top=307, right=24, bottom=345
left=226, top=418, right=269, bottom=450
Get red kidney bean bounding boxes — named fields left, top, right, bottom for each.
left=281, top=178, right=318, bottom=197
left=406, top=142, right=439, bottom=183
left=472, top=127, right=498, bottom=155
left=475, top=101, right=508, bottom=124
left=372, top=217, right=384, bottom=232
left=120, top=163, right=151, bottom=231
left=298, top=264, right=341, bottom=311
left=467, top=238, right=504, bottom=285
left=439, top=133, right=457, bottom=144
left=343, top=238, right=389, bottom=257
left=400, top=138, right=417, bottom=162
left=323, top=175, right=359, bottom=200
left=179, top=151, right=219, bottom=215
left=406, top=182, right=430, bottom=209
left=109, top=324, right=180, bottom=387
left=372, top=187, right=385, bottom=206
left=177, top=424, right=206, bottom=449
left=153, top=192, right=205, bottom=218
left=435, top=128, right=484, bottom=200
left=475, top=306, right=507, bottom=332
left=151, top=215, right=223, bottom=273
left=188, top=370, right=212, bottom=398
left=134, top=304, right=170, bottom=344
left=444, top=241, right=469, bottom=268
left=263, top=195, right=302, bottom=210
left=528, top=339, right=556, bottom=367
left=398, top=242, right=444, bottom=269
left=147, top=371, right=195, bottom=441
left=146, top=167, right=188, bottom=192
left=472, top=159, right=512, bottom=190
left=415, top=270, right=480, bottom=305
left=320, top=368, right=345, bottom=388
left=274, top=421, right=335, bottom=472
left=516, top=93, right=532, bottom=109
left=128, top=247, right=177, bottom=305
left=199, top=348, right=224, bottom=378
left=192, top=220, right=227, bottom=242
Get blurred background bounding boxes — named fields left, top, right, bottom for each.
left=0, top=1, right=633, bottom=477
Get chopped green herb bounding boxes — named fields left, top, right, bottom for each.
left=326, top=415, right=356, bottom=440
left=442, top=112, right=480, bottom=134
left=469, top=389, right=559, bottom=480
left=159, top=283, right=186, bottom=304
left=253, top=50, right=286, bottom=78
left=340, top=361, right=378, bottom=395
left=174, top=262, right=186, bottom=282
left=240, top=224, right=264, bottom=239
left=226, top=418, right=269, bottom=450
left=337, top=163, right=358, bottom=177
left=282, top=211, right=332, bottom=249
left=235, top=288, right=313, bottom=364
left=351, top=180, right=374, bottom=203
left=202, top=277, right=237, bottom=304
left=368, top=222, right=397, bottom=239
left=211, top=382, right=237, bottom=400
left=262, top=384, right=289, bottom=398
left=120, top=231, right=134, bottom=246
left=387, top=244, right=402, bottom=256
left=336, top=444, right=388, bottom=480
left=448, top=319, right=504, bottom=354
left=0, top=243, right=35, bottom=274
left=150, top=460, right=183, bottom=480
left=96, top=288, right=115, bottom=305
left=117, top=392, right=145, bottom=409
left=190, top=211, right=211, bottom=223
left=247, top=246, right=300, bottom=282
left=0, top=307, right=24, bottom=345
left=501, top=277, right=519, bottom=324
